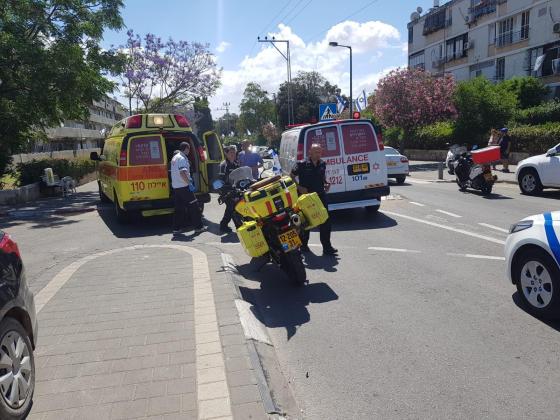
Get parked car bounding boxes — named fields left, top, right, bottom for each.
left=0, top=231, right=37, bottom=419
left=505, top=212, right=560, bottom=319
left=516, top=143, right=560, bottom=195
left=384, top=146, right=409, bottom=184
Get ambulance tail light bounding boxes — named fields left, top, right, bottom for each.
left=125, top=115, right=142, bottom=129
left=377, top=132, right=384, bottom=151
left=174, top=114, right=190, bottom=127
left=297, top=143, right=304, bottom=161
left=197, top=146, right=207, bottom=162
left=119, top=150, right=127, bottom=166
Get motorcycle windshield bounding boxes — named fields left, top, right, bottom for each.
left=450, top=145, right=467, bottom=155
left=229, top=166, right=254, bottom=184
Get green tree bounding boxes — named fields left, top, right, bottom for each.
left=0, top=0, right=125, bottom=176
left=498, top=76, right=549, bottom=109
left=238, top=83, right=275, bottom=137
left=276, top=71, right=340, bottom=128
left=454, top=77, right=516, bottom=144
left=193, top=97, right=214, bottom=138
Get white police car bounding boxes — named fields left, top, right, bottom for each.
left=505, top=211, right=560, bottom=318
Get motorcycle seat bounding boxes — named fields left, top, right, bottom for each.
left=250, top=175, right=282, bottom=191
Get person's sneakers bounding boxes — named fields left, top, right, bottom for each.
left=194, top=226, right=208, bottom=234
left=300, top=245, right=311, bottom=253
left=220, top=225, right=233, bottom=233
left=323, top=247, right=338, bottom=255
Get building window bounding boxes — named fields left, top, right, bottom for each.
left=496, top=57, right=505, bottom=81
left=521, top=11, right=530, bottom=40
left=408, top=26, right=413, bottom=44
left=446, top=33, right=469, bottom=62
left=409, top=51, right=425, bottom=70
left=423, top=8, right=450, bottom=35
left=497, top=17, right=514, bottom=47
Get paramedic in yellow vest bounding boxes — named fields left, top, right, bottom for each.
left=291, top=143, right=338, bottom=256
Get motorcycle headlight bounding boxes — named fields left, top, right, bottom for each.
left=509, top=220, right=533, bottom=234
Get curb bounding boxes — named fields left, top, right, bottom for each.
left=220, top=253, right=281, bottom=417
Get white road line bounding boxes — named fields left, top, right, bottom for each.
left=382, top=210, right=506, bottom=245
left=368, top=247, right=421, bottom=253
left=447, top=253, right=506, bottom=261
left=409, top=201, right=426, bottom=207
left=406, top=178, right=431, bottom=184
left=478, top=223, right=509, bottom=234
left=436, top=209, right=462, bottom=218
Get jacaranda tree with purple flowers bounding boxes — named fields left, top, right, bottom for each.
left=117, top=30, right=221, bottom=113
left=372, top=68, right=457, bottom=150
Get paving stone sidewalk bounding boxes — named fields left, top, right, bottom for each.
left=27, top=245, right=269, bottom=420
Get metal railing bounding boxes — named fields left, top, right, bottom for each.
left=495, top=27, right=529, bottom=47
left=468, top=0, right=507, bottom=20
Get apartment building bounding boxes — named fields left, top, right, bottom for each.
left=42, top=96, right=127, bottom=151
left=407, top=0, right=560, bottom=96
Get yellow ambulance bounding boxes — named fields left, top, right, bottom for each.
left=91, top=113, right=224, bottom=223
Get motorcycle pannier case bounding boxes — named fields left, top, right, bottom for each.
left=236, top=221, right=269, bottom=257
left=297, top=193, right=329, bottom=230
left=244, top=177, right=298, bottom=218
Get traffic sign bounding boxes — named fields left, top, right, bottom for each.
left=319, top=103, right=337, bottom=121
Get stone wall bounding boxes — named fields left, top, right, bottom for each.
left=405, top=149, right=530, bottom=164
left=0, top=183, right=40, bottom=205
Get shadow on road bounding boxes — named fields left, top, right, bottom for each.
left=238, top=263, right=338, bottom=340
left=97, top=205, right=173, bottom=238
left=511, top=292, right=560, bottom=333
left=329, top=210, right=397, bottom=232
left=1, top=190, right=98, bottom=229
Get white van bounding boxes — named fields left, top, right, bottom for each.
left=279, top=119, right=389, bottom=211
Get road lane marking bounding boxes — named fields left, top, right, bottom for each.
left=409, top=201, right=426, bottom=207
left=368, top=247, right=421, bottom=253
left=447, top=253, right=506, bottom=261
left=382, top=210, right=506, bottom=245
left=478, top=223, right=509, bottom=233
left=436, top=209, right=462, bottom=218
left=406, top=178, right=431, bottom=184
left=37, top=245, right=233, bottom=420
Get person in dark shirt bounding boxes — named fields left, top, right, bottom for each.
left=498, top=127, right=511, bottom=173
left=291, top=143, right=338, bottom=256
left=219, top=146, right=240, bottom=233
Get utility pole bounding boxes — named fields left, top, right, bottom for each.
left=257, top=36, right=294, bottom=126
left=216, top=102, right=231, bottom=136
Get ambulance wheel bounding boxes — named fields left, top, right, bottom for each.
left=281, top=251, right=306, bottom=286
left=365, top=205, right=380, bottom=213
left=396, top=176, right=406, bottom=185
left=114, top=191, right=129, bottom=224
left=514, top=247, right=560, bottom=319
left=98, top=182, right=110, bottom=203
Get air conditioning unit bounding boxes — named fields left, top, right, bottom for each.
left=553, top=59, right=560, bottom=74
left=554, top=22, right=560, bottom=34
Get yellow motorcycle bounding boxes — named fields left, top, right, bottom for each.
left=213, top=167, right=328, bottom=285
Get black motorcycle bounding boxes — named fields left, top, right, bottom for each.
left=453, top=152, right=496, bottom=195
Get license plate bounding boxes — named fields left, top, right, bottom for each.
left=278, top=229, right=302, bottom=252
left=347, top=163, right=370, bottom=175
left=387, top=161, right=397, bottom=167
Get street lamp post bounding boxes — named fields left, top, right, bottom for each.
left=329, top=42, right=353, bottom=115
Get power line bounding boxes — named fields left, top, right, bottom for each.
left=248, top=0, right=296, bottom=60
left=304, top=0, right=380, bottom=43
left=274, top=0, right=303, bottom=31
left=285, top=0, right=314, bottom=26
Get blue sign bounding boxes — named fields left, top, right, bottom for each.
left=319, top=103, right=337, bottom=121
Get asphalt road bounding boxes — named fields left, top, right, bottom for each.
left=4, top=179, right=560, bottom=419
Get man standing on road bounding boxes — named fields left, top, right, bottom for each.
left=218, top=145, right=240, bottom=233
left=499, top=127, right=511, bottom=173
left=238, top=140, right=263, bottom=180
left=291, top=143, right=338, bottom=256
left=170, top=142, right=206, bottom=236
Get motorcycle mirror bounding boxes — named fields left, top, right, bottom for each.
left=212, top=179, right=225, bottom=190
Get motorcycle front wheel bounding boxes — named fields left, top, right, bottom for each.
left=280, top=250, right=307, bottom=286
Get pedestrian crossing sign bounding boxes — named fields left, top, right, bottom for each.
left=319, top=103, right=337, bottom=121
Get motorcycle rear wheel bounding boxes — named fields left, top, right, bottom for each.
left=456, top=178, right=467, bottom=192
left=280, top=250, right=307, bottom=286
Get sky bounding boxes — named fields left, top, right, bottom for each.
left=101, top=0, right=438, bottom=118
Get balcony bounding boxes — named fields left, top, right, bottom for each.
left=423, top=8, right=452, bottom=36
left=468, top=0, right=507, bottom=21
left=495, top=27, right=529, bottom=48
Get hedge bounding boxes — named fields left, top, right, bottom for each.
left=405, top=121, right=560, bottom=153
left=513, top=100, right=560, bottom=125
left=16, top=158, right=96, bottom=187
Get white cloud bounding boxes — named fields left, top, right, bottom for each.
left=216, top=41, right=231, bottom=53
left=210, top=21, right=403, bottom=118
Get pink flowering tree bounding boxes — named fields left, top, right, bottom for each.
left=372, top=68, right=457, bottom=149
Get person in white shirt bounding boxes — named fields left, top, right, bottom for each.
left=170, top=142, right=205, bottom=235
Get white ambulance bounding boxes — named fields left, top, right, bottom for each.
left=278, top=119, right=389, bottom=212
